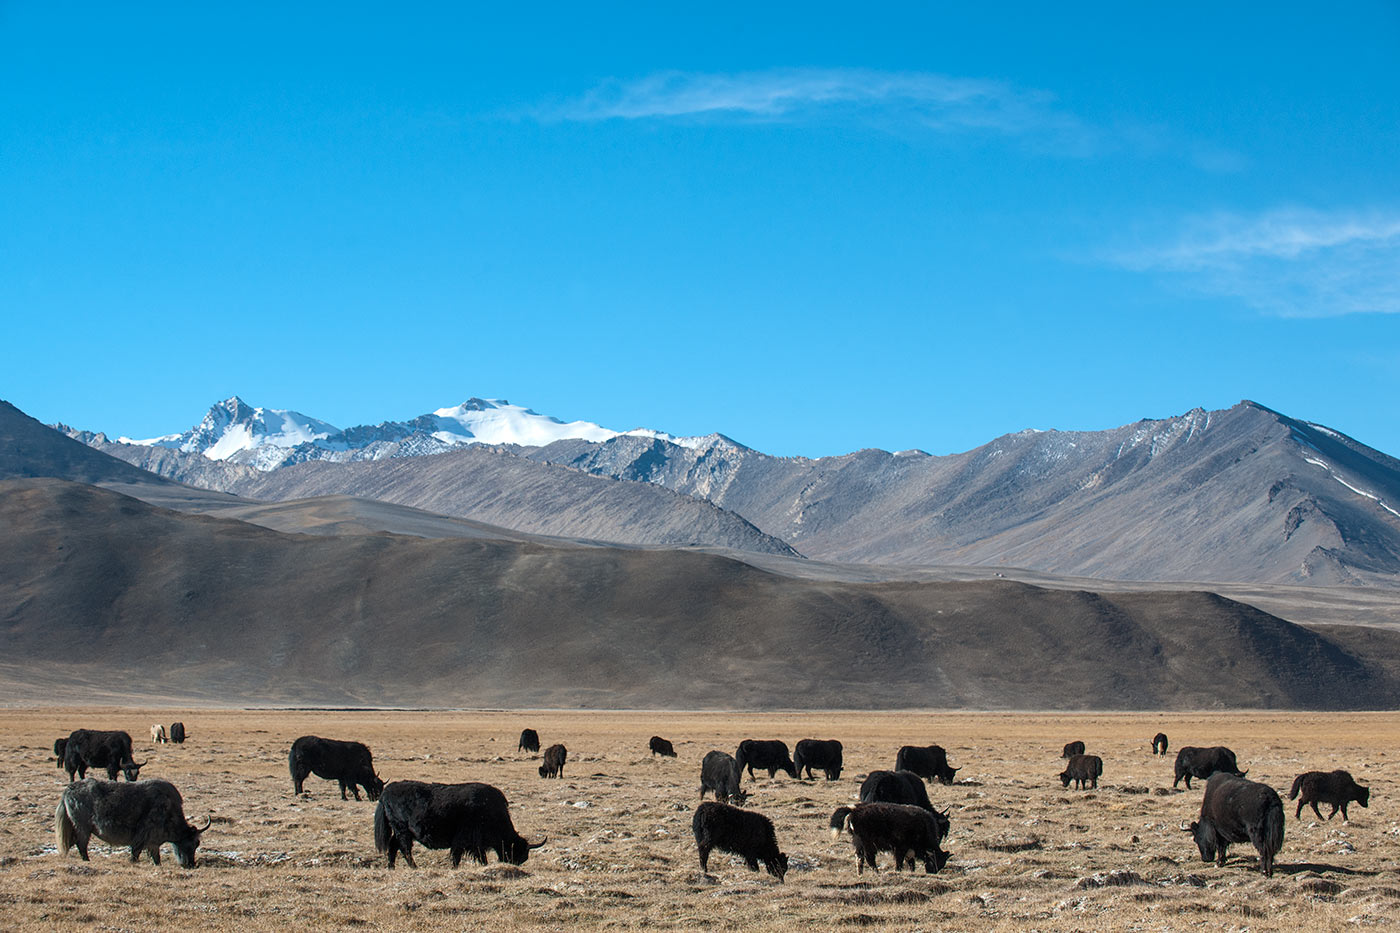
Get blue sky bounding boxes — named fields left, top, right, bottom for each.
left=3, top=3, right=1398, bottom=457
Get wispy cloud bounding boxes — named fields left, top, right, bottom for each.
left=544, top=67, right=1091, bottom=150
left=1109, top=209, right=1400, bottom=317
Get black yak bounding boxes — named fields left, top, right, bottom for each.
left=1289, top=769, right=1370, bottom=821
left=1060, top=754, right=1104, bottom=790
left=1173, top=746, right=1245, bottom=790
left=895, top=744, right=959, bottom=785
left=692, top=801, right=787, bottom=881
left=859, top=770, right=934, bottom=812
left=56, top=779, right=209, bottom=867
left=699, top=751, right=745, bottom=804
left=62, top=730, right=144, bottom=782
left=1152, top=732, right=1169, bottom=756
left=1185, top=772, right=1284, bottom=877
left=843, top=802, right=950, bottom=874
left=539, top=744, right=567, bottom=779
left=793, top=739, right=843, bottom=781
left=169, top=722, right=186, bottom=744
left=1061, top=740, right=1085, bottom=759
left=735, top=739, right=797, bottom=779
left=374, top=780, right=545, bottom=868
left=649, top=736, right=677, bottom=757
left=288, top=736, right=384, bottom=801
left=518, top=729, right=540, bottom=753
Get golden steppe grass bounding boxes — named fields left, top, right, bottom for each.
left=1, top=709, right=1399, bottom=931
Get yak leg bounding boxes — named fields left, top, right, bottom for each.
left=1296, top=798, right=1306, bottom=819
left=399, top=838, right=416, bottom=869
left=147, top=845, right=161, bottom=865
left=697, top=844, right=711, bottom=872
left=72, top=827, right=91, bottom=860
left=744, top=856, right=759, bottom=871
left=1328, top=803, right=1340, bottom=820
left=1340, top=802, right=1350, bottom=820
left=129, top=844, right=143, bottom=863
left=1216, top=844, right=1228, bottom=868
left=1311, top=801, right=1325, bottom=820
left=350, top=783, right=362, bottom=801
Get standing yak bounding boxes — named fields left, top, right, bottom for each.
left=692, top=801, right=788, bottom=881
left=1173, top=746, right=1246, bottom=790
left=1185, top=772, right=1284, bottom=877
left=374, top=780, right=545, bottom=868
left=518, top=729, right=540, bottom=754
left=699, top=751, right=745, bottom=804
left=735, top=740, right=797, bottom=779
left=1289, top=770, right=1370, bottom=821
left=288, top=736, right=384, bottom=801
left=56, top=778, right=210, bottom=867
left=62, top=730, right=145, bottom=783
left=649, top=736, right=677, bottom=757
left=793, top=739, right=843, bottom=781
left=895, top=744, right=960, bottom=785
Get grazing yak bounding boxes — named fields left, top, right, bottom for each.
left=859, top=770, right=935, bottom=812
left=793, top=739, right=843, bottom=781
left=1152, top=732, right=1169, bottom=756
left=169, top=722, right=186, bottom=744
left=539, top=744, right=567, bottom=779
left=1289, top=770, right=1370, bottom=821
left=150, top=724, right=167, bottom=744
left=374, top=780, right=545, bottom=868
left=692, top=801, right=788, bottom=881
left=518, top=729, right=540, bottom=754
left=1185, top=772, right=1284, bottom=877
left=895, top=744, right=960, bottom=785
left=649, top=736, right=677, bottom=758
left=1060, top=754, right=1104, bottom=790
left=842, top=803, right=950, bottom=874
left=1173, top=746, right=1246, bottom=790
left=288, top=736, right=384, bottom=801
left=56, top=778, right=210, bottom=867
left=1061, top=741, right=1085, bottom=759
left=735, top=739, right=798, bottom=779
left=53, top=738, right=68, bottom=769
left=62, top=730, right=145, bottom=782
left=699, top=751, right=745, bottom=804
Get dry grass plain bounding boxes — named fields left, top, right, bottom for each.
left=2, top=709, right=1399, bottom=931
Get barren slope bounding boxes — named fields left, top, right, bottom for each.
left=3, top=477, right=1399, bottom=709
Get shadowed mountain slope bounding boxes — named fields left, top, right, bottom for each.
left=3, top=477, right=1399, bottom=709
left=69, top=400, right=1400, bottom=587
left=532, top=402, right=1400, bottom=586
left=1, top=400, right=174, bottom=487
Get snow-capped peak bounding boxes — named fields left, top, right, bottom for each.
left=116, top=395, right=722, bottom=470
left=121, top=396, right=342, bottom=468
left=427, top=398, right=622, bottom=448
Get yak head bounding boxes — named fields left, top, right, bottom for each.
left=365, top=774, right=385, bottom=801
left=1184, top=819, right=1219, bottom=864
left=121, top=759, right=146, bottom=781
left=502, top=833, right=548, bottom=865
left=922, top=847, right=951, bottom=874
left=1058, top=770, right=1072, bottom=788
left=764, top=851, right=789, bottom=883
left=1356, top=784, right=1371, bottom=807
left=173, top=815, right=212, bottom=868
left=938, top=767, right=960, bottom=786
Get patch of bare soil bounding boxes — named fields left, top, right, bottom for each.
left=2, top=709, right=1398, bottom=931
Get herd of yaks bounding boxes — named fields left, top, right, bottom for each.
left=43, top=724, right=1373, bottom=883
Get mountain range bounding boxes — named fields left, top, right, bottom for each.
left=65, top=396, right=1400, bottom=588
left=6, top=396, right=1400, bottom=708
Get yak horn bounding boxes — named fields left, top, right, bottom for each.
left=1179, top=820, right=1193, bottom=832
left=194, top=815, right=213, bottom=832
left=131, top=760, right=147, bottom=768
left=528, top=836, right=547, bottom=849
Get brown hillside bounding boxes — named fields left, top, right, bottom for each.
left=3, top=477, right=1398, bottom=709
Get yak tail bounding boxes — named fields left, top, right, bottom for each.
left=1264, top=800, right=1285, bottom=859
left=1288, top=773, right=1305, bottom=800
left=55, top=801, right=74, bottom=856
left=372, top=799, right=389, bottom=853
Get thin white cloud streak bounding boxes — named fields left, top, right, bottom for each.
left=1110, top=209, right=1400, bottom=317
left=546, top=67, right=1091, bottom=149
